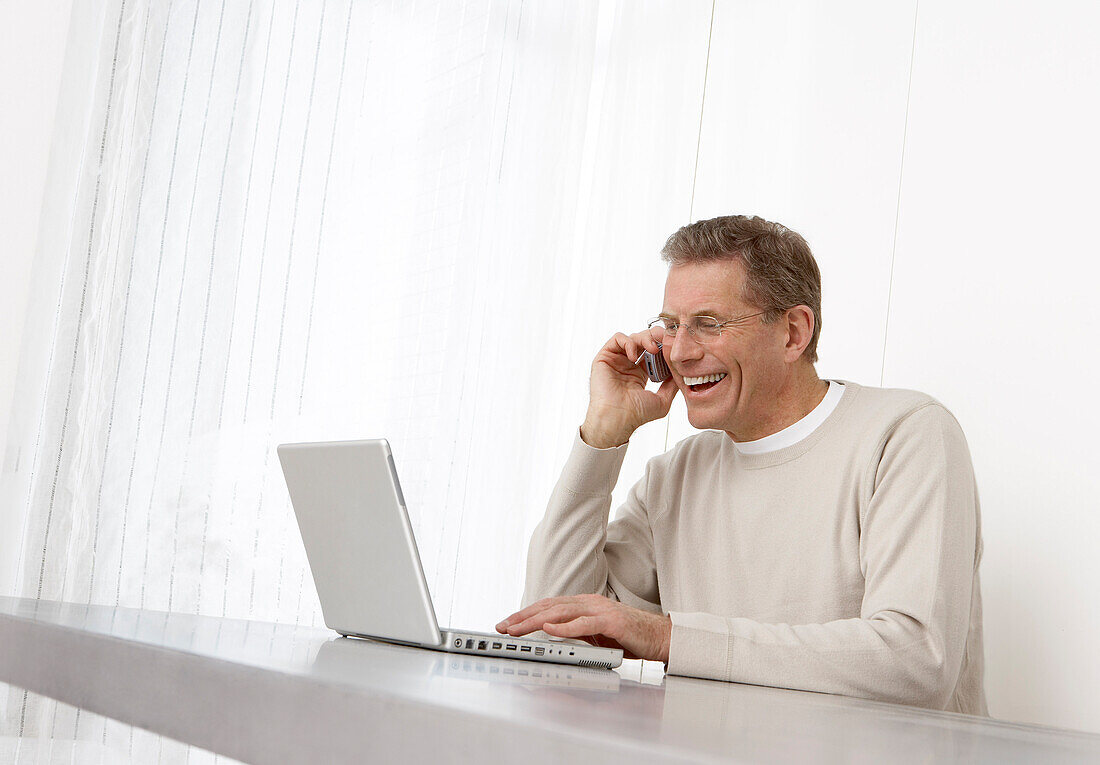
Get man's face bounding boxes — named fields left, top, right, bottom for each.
left=661, top=260, right=790, bottom=438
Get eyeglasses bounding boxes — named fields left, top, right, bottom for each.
left=647, top=312, right=767, bottom=343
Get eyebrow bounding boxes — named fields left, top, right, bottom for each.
left=658, top=310, right=724, bottom=320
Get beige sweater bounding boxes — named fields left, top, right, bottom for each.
left=523, top=381, right=987, bottom=714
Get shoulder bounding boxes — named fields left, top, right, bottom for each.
left=838, top=380, right=963, bottom=439
left=838, top=382, right=973, bottom=481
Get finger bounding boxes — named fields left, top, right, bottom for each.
left=502, top=594, right=613, bottom=635
left=506, top=603, right=591, bottom=636
left=593, top=635, right=628, bottom=652
left=545, top=616, right=643, bottom=660
left=541, top=614, right=606, bottom=640
left=580, top=632, right=631, bottom=654
left=602, top=332, right=660, bottom=367
left=602, top=332, right=638, bottom=362
left=498, top=600, right=578, bottom=634
left=655, top=375, right=679, bottom=409
left=595, top=351, right=645, bottom=383
left=498, top=594, right=611, bottom=631
left=496, top=597, right=564, bottom=631
left=631, top=329, right=663, bottom=356
left=619, top=333, right=642, bottom=365
left=599, top=352, right=649, bottom=379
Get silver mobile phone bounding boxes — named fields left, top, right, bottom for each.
left=642, top=345, right=670, bottom=383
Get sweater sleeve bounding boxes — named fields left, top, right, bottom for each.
left=667, top=404, right=981, bottom=710
left=522, top=430, right=663, bottom=613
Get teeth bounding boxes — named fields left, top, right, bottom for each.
left=684, top=373, right=727, bottom=386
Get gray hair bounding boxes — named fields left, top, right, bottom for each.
left=660, top=215, right=822, bottom=363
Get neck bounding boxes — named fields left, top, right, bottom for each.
left=726, top=365, right=827, bottom=442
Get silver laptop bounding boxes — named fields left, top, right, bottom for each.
left=277, top=439, right=623, bottom=669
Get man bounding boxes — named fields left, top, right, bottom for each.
left=496, top=215, right=987, bottom=714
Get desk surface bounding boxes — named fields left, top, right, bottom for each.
left=2, top=597, right=1098, bottom=764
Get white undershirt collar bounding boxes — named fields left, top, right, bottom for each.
left=733, top=380, right=846, bottom=455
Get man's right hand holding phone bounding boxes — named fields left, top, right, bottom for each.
left=579, top=329, right=679, bottom=449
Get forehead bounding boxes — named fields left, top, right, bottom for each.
left=661, top=260, right=749, bottom=316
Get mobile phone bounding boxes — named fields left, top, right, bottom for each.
left=642, top=344, right=670, bottom=383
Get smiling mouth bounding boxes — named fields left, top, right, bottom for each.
left=683, top=372, right=727, bottom=393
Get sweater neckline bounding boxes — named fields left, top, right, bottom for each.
left=725, top=380, right=863, bottom=469
left=733, top=380, right=846, bottom=454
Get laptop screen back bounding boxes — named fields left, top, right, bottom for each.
left=277, top=439, right=442, bottom=646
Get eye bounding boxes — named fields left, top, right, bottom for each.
left=695, top=316, right=722, bottom=331
left=649, top=318, right=678, bottom=334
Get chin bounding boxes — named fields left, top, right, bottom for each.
left=685, top=405, right=723, bottom=431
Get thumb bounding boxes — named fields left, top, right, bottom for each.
left=655, top=376, right=679, bottom=412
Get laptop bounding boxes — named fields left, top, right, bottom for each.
left=311, top=638, right=622, bottom=693
left=277, top=439, right=623, bottom=669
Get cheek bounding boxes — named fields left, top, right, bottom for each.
left=714, top=346, right=745, bottom=376
left=731, top=332, right=782, bottom=372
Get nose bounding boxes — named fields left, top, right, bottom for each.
left=666, top=328, right=703, bottom=367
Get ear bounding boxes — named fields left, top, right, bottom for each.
left=782, top=305, right=815, bottom=363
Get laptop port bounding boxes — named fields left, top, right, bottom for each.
left=520, top=645, right=532, bottom=652
left=506, top=644, right=517, bottom=651
left=477, top=640, right=487, bottom=650
left=465, top=639, right=474, bottom=650
left=492, top=642, right=502, bottom=650
left=534, top=647, right=545, bottom=656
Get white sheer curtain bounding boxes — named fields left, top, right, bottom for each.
left=1, top=0, right=707, bottom=759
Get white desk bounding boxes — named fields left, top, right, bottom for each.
left=1, top=597, right=1098, bottom=764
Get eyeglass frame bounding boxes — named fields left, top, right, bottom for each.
left=647, top=311, right=769, bottom=342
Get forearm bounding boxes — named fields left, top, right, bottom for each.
left=522, top=431, right=628, bottom=607
left=667, top=606, right=971, bottom=709
left=522, top=485, right=615, bottom=606
left=523, top=428, right=665, bottom=611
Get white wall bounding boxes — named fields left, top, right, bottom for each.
left=882, top=0, right=1100, bottom=732
left=661, top=0, right=1100, bottom=734
left=0, top=0, right=73, bottom=447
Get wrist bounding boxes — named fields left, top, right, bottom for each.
left=658, top=614, right=672, bottom=664
left=579, top=417, right=632, bottom=449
